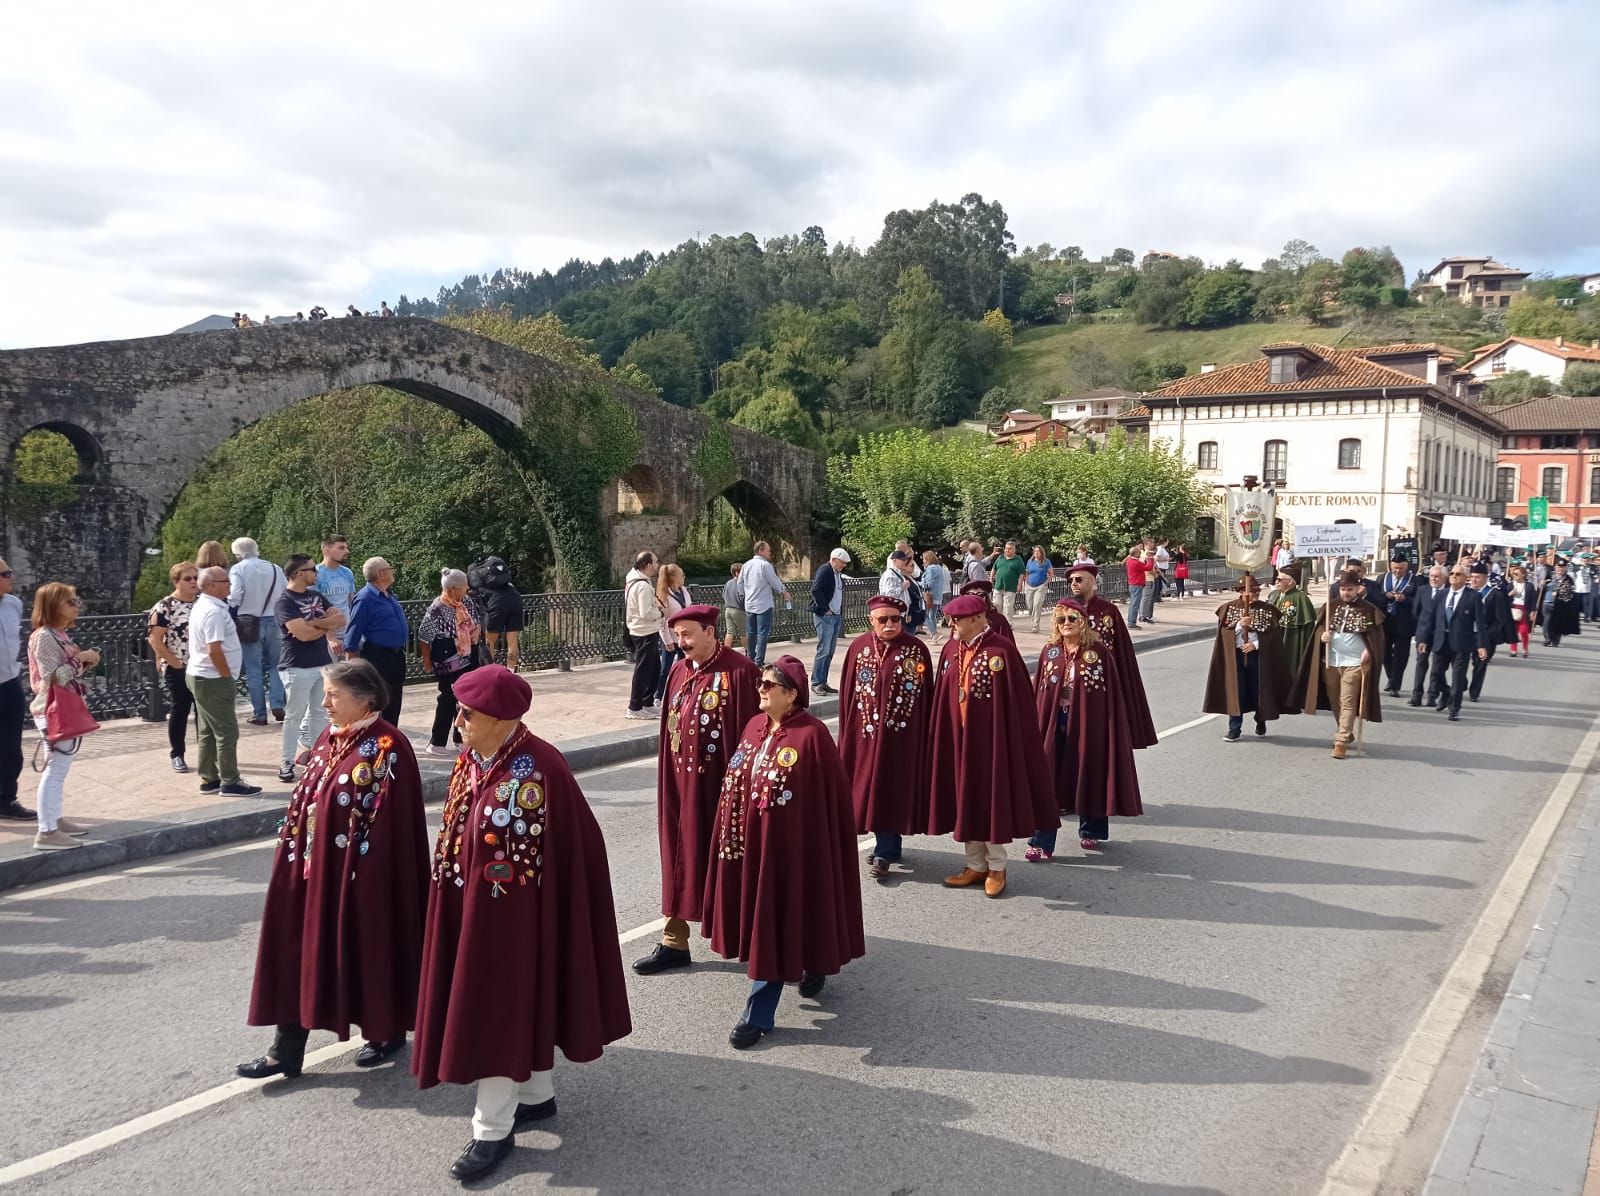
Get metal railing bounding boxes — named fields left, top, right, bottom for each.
left=30, top=560, right=1245, bottom=720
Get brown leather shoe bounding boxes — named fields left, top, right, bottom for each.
left=942, top=867, right=989, bottom=888
left=984, top=870, right=1007, bottom=897
left=1332, top=742, right=1347, bottom=759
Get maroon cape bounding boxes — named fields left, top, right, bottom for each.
left=412, top=726, right=631, bottom=1088
left=655, top=646, right=762, bottom=921
left=838, top=630, right=933, bottom=834
left=1084, top=594, right=1158, bottom=748
left=702, top=711, right=865, bottom=982
left=986, top=601, right=1014, bottom=642
left=248, top=718, right=428, bottom=1043
left=928, top=629, right=1058, bottom=842
left=1034, top=642, right=1143, bottom=819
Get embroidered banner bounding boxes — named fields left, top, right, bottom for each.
left=1223, top=487, right=1276, bottom=571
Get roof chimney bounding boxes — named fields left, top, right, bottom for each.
left=1556, top=336, right=1565, bottom=348
left=1200, top=363, right=1216, bottom=374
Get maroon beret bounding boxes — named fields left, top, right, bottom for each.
left=768, top=654, right=810, bottom=709
left=943, top=594, right=987, bottom=619
left=867, top=595, right=907, bottom=612
left=1067, top=563, right=1099, bottom=577
left=452, top=664, right=531, bottom=721
left=1055, top=597, right=1087, bottom=613
left=667, top=603, right=721, bottom=628
left=959, top=579, right=994, bottom=596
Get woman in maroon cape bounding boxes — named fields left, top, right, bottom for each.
left=238, top=659, right=429, bottom=1081
left=959, top=578, right=1014, bottom=641
left=1065, top=563, right=1159, bottom=748
left=928, top=595, right=1057, bottom=898
left=839, top=595, right=933, bottom=881
left=1025, top=599, right=1143, bottom=861
left=411, top=665, right=631, bottom=1183
left=702, top=656, right=865, bottom=1050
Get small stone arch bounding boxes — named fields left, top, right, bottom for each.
left=615, top=463, right=665, bottom=515
left=720, top=479, right=804, bottom=571
left=12, top=421, right=103, bottom=484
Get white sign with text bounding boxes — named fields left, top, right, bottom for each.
left=1293, top=523, right=1368, bottom=557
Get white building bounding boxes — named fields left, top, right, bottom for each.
left=1581, top=273, right=1600, bottom=297
left=1046, top=387, right=1131, bottom=439
left=1463, top=336, right=1600, bottom=386
left=1415, top=256, right=1531, bottom=308
left=1147, top=342, right=1504, bottom=555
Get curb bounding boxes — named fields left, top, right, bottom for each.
left=0, top=619, right=1210, bottom=893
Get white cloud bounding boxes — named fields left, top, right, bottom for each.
left=1, top=0, right=1595, bottom=347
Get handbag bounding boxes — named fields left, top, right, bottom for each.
left=236, top=565, right=282, bottom=644
left=45, top=681, right=99, bottom=746
left=1175, top=562, right=1189, bottom=580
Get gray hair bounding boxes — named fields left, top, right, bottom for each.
left=1428, top=565, right=1446, bottom=582
left=231, top=537, right=259, bottom=558
left=321, top=658, right=388, bottom=716
left=440, top=568, right=468, bottom=592
left=362, top=556, right=391, bottom=582
left=199, top=565, right=229, bottom=585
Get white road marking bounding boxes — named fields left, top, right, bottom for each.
left=0, top=839, right=275, bottom=905
left=1157, top=713, right=1218, bottom=739
left=0, top=701, right=1220, bottom=1183
left=1319, top=703, right=1600, bottom=1195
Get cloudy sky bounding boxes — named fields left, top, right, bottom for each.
left=2, top=0, right=1595, bottom=348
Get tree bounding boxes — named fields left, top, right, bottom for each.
left=978, top=386, right=1014, bottom=423
left=1062, top=343, right=1120, bottom=390
left=1182, top=261, right=1256, bottom=327
left=12, top=429, right=79, bottom=484
left=732, top=387, right=818, bottom=448
left=619, top=329, right=701, bottom=406
left=980, top=307, right=1014, bottom=349
left=1564, top=362, right=1600, bottom=397
left=1506, top=295, right=1582, bottom=340
left=1124, top=355, right=1186, bottom=393
left=1339, top=246, right=1405, bottom=312
left=1131, top=256, right=1203, bottom=327
left=1483, top=370, right=1553, bottom=405
left=1291, top=259, right=1341, bottom=323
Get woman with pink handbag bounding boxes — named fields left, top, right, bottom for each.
left=27, top=583, right=101, bottom=850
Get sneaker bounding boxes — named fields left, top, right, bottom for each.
left=423, top=743, right=456, bottom=757
left=0, top=800, right=36, bottom=820
left=55, top=817, right=90, bottom=837
left=277, top=761, right=296, bottom=783
left=271, top=708, right=286, bottom=723
left=199, top=779, right=222, bottom=794
left=623, top=709, right=654, bottom=721
left=220, top=780, right=264, bottom=796
left=33, top=829, right=82, bottom=851
left=170, top=756, right=188, bottom=774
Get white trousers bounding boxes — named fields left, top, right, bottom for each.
left=473, top=1070, right=554, bottom=1141
left=963, top=841, right=1007, bottom=872
left=280, top=666, right=327, bottom=762
left=32, top=716, right=74, bottom=832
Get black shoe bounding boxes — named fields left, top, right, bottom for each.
left=449, top=1136, right=513, bottom=1182
left=1223, top=731, right=1241, bottom=742
left=271, top=708, right=286, bottom=723
left=235, top=1053, right=301, bottom=1080
left=1407, top=698, right=1421, bottom=707
left=632, top=944, right=692, bottom=975
left=813, top=684, right=836, bottom=695
left=729, top=1022, right=767, bottom=1050
left=246, top=715, right=268, bottom=726
left=354, top=1035, right=405, bottom=1067
left=1468, top=695, right=1479, bottom=703
left=199, top=779, right=222, bottom=794
left=170, top=756, right=188, bottom=774
left=1254, top=723, right=1267, bottom=737
left=221, top=781, right=263, bottom=796
left=1449, top=711, right=1460, bottom=721
left=0, top=800, right=36, bottom=820
left=277, top=762, right=296, bottom=783
left=513, top=1098, right=556, bottom=1130
left=798, top=973, right=825, bottom=999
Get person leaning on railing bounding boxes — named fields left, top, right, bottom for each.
left=147, top=561, right=200, bottom=774
left=27, top=582, right=101, bottom=850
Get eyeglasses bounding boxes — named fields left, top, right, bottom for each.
left=179, top=575, right=198, bottom=583
left=0, top=571, right=12, bottom=579
left=1064, top=612, right=1084, bottom=624
left=296, top=566, right=318, bottom=576
left=758, top=678, right=794, bottom=692
left=872, top=614, right=903, bottom=624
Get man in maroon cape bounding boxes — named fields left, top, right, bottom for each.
left=238, top=658, right=429, bottom=1081
left=411, top=665, right=631, bottom=1183
left=959, top=578, right=1014, bottom=641
left=635, top=603, right=762, bottom=975
left=1065, top=563, right=1159, bottom=748
left=839, top=595, right=933, bottom=881
left=702, top=655, right=865, bottom=1048
left=1025, top=599, right=1143, bottom=860
left=928, top=594, right=1057, bottom=898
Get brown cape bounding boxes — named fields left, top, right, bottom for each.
left=1296, top=600, right=1386, bottom=723
left=838, top=630, right=933, bottom=834
left=1201, top=599, right=1295, bottom=720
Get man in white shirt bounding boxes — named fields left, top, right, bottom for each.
left=0, top=558, right=32, bottom=821
left=623, top=551, right=662, bottom=719
left=229, top=537, right=286, bottom=724
left=187, top=567, right=261, bottom=796
left=740, top=541, right=789, bottom=666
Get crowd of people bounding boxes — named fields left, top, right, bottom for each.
left=228, top=301, right=394, bottom=328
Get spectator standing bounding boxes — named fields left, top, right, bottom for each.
left=315, top=535, right=356, bottom=655
left=1124, top=545, right=1149, bottom=628
left=474, top=556, right=524, bottom=671
left=623, top=551, right=662, bottom=719
left=992, top=542, right=1025, bottom=618
left=740, top=541, right=789, bottom=667
left=721, top=562, right=746, bottom=651
left=1274, top=540, right=1295, bottom=572
left=1023, top=546, right=1054, bottom=632
left=147, top=561, right=200, bottom=773
left=654, top=564, right=690, bottom=702
left=27, top=583, right=102, bottom=849
left=274, top=554, right=344, bottom=783
left=1073, top=544, right=1096, bottom=567
left=963, top=541, right=998, bottom=584
left=186, top=567, right=262, bottom=797
left=344, top=557, right=409, bottom=725
left=379, top=300, right=394, bottom=318
left=229, top=537, right=287, bottom=725
left=1152, top=540, right=1172, bottom=608
left=0, top=558, right=32, bottom=822
left=196, top=540, right=229, bottom=571
left=417, top=569, right=483, bottom=753
left=921, top=550, right=950, bottom=640
left=893, top=540, right=924, bottom=581
left=1172, top=543, right=1190, bottom=599
left=808, top=548, right=851, bottom=695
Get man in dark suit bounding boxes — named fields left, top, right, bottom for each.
left=807, top=548, right=851, bottom=695
left=1379, top=552, right=1418, bottom=696
left=1409, top=565, right=1448, bottom=707
left=1415, top=562, right=1490, bottom=721
left=1326, top=557, right=1384, bottom=608
left=1466, top=560, right=1513, bottom=703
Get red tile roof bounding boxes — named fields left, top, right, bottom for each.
left=1351, top=341, right=1459, bottom=362
left=1151, top=343, right=1433, bottom=398
left=1492, top=396, right=1600, bottom=431
left=1464, top=338, right=1600, bottom=370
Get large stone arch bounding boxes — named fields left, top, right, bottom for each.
left=0, top=318, right=824, bottom=607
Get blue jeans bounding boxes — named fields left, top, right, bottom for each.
left=1126, top=584, right=1146, bottom=626
left=925, top=602, right=942, bottom=636
left=741, top=979, right=785, bottom=1030
left=873, top=832, right=903, bottom=862
left=811, top=613, right=841, bottom=686
left=748, top=609, right=774, bottom=667
left=655, top=644, right=682, bottom=701
left=240, top=617, right=285, bottom=718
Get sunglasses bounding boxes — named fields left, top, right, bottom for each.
left=758, top=678, right=795, bottom=692
left=1063, top=612, right=1084, bottom=624
left=0, top=571, right=11, bottom=579
left=872, top=614, right=903, bottom=624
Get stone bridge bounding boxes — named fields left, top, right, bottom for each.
left=0, top=318, right=823, bottom=606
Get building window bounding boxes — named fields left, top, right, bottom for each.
left=1541, top=434, right=1578, bottom=450
left=1268, top=355, right=1298, bottom=385
left=1502, top=435, right=1516, bottom=449
left=1337, top=438, right=1361, bottom=469
left=1491, top=351, right=1508, bottom=375
left=1497, top=466, right=1515, bottom=502
left=1450, top=265, right=1464, bottom=280
left=1591, top=467, right=1600, bottom=505
left=1263, top=439, right=1287, bottom=485
left=1543, top=467, right=1565, bottom=501
left=1197, top=441, right=1218, bottom=470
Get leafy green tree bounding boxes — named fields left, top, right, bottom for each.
left=1483, top=370, right=1553, bottom=405
left=1124, top=355, right=1187, bottom=392
left=1131, top=256, right=1203, bottom=327
left=732, top=387, right=818, bottom=448
left=1339, top=246, right=1405, bottom=312
left=978, top=386, right=1014, bottom=423
left=1506, top=295, right=1582, bottom=340
left=1182, top=261, right=1257, bottom=327
left=12, top=429, right=79, bottom=484
left=619, top=329, right=701, bottom=406
left=981, top=308, right=1014, bottom=349
left=1291, top=259, right=1342, bottom=323
left=1564, top=362, right=1600, bottom=396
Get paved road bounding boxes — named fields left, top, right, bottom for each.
left=3, top=634, right=1597, bottom=1193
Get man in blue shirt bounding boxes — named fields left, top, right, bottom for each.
left=344, top=557, right=410, bottom=724
left=740, top=541, right=789, bottom=667
left=315, top=535, right=356, bottom=656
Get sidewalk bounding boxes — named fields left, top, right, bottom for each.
left=1426, top=776, right=1600, bottom=1195
left=0, top=592, right=1221, bottom=889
